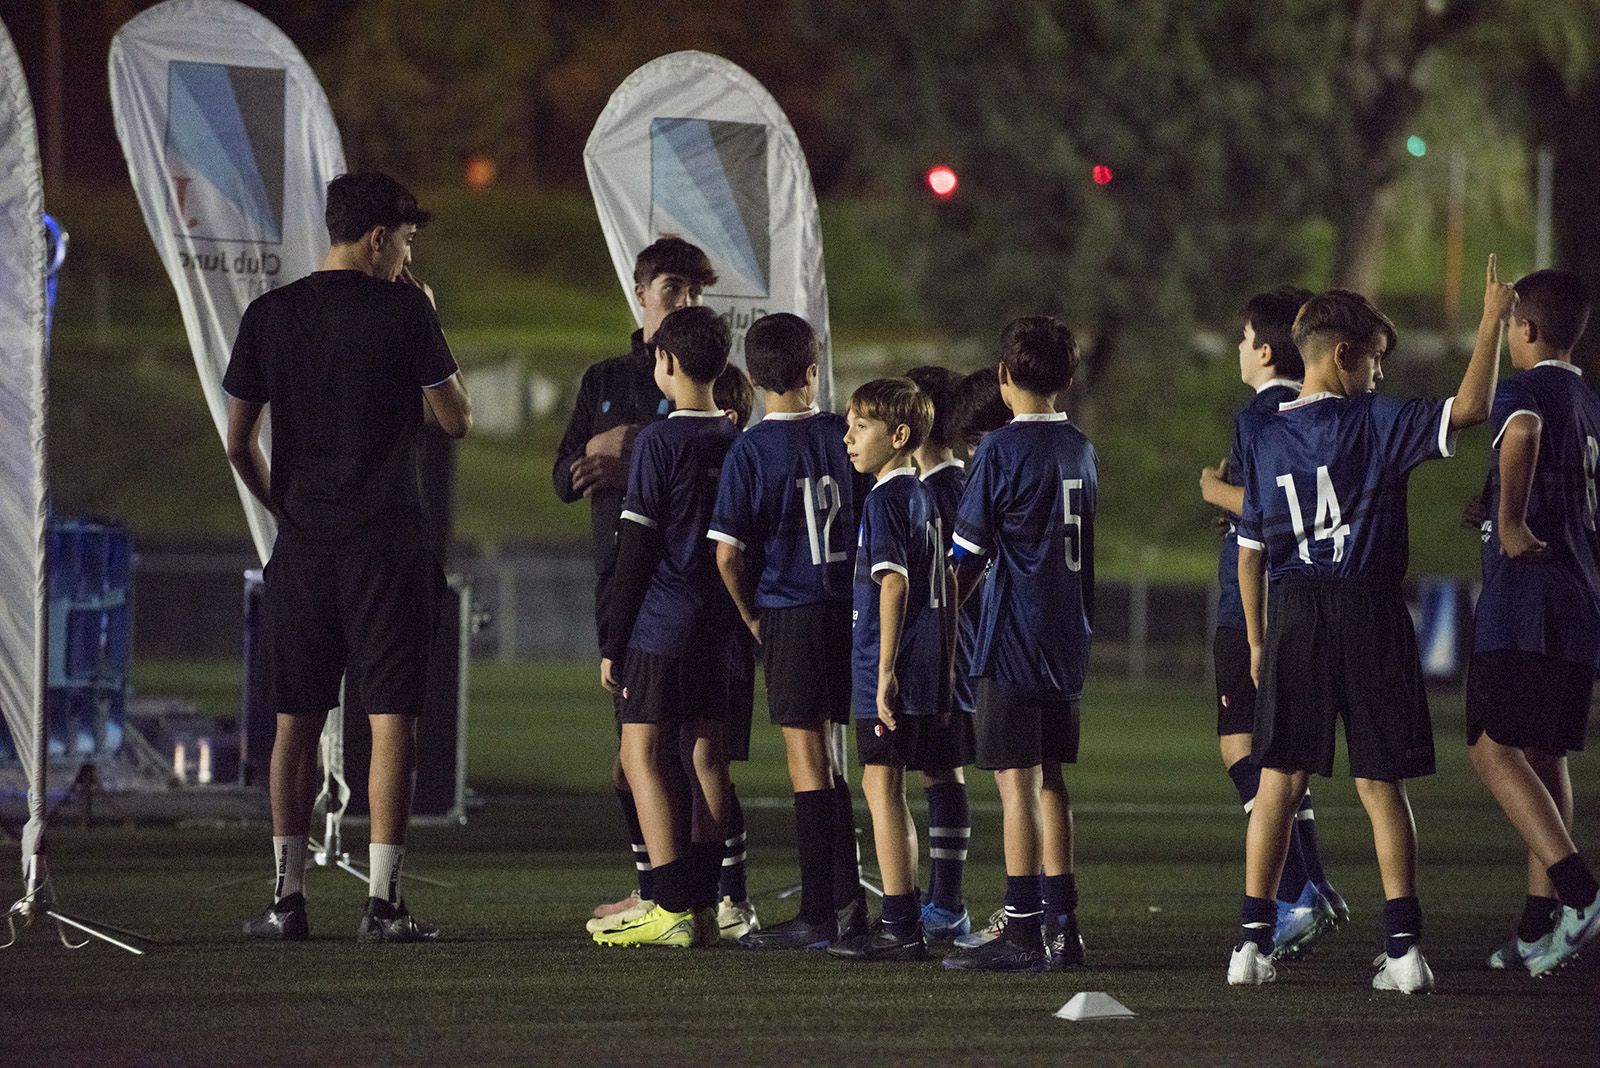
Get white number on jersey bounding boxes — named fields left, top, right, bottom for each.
left=797, top=475, right=847, bottom=566
left=1584, top=436, right=1599, bottom=532
left=1062, top=479, right=1084, bottom=572
left=927, top=518, right=946, bottom=608
left=1276, top=466, right=1349, bottom=563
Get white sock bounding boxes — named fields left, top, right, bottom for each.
left=369, top=843, right=405, bottom=903
left=273, top=835, right=307, bottom=902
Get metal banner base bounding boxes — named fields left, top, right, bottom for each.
left=3, top=857, right=165, bottom=955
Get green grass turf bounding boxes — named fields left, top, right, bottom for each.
left=6, top=659, right=1598, bottom=1066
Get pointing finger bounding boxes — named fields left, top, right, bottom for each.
left=1487, top=252, right=1497, bottom=285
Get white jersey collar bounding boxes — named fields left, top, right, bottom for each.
left=871, top=466, right=918, bottom=492
left=1535, top=359, right=1583, bottom=377
left=1258, top=377, right=1303, bottom=394
left=1279, top=391, right=1338, bottom=411
left=762, top=405, right=821, bottom=420
left=920, top=459, right=965, bottom=480
left=1010, top=412, right=1070, bottom=423
left=668, top=408, right=725, bottom=419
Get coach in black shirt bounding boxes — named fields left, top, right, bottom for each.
left=224, top=172, right=472, bottom=944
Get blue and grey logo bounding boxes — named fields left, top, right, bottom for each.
left=165, top=61, right=285, bottom=245
left=650, top=117, right=769, bottom=298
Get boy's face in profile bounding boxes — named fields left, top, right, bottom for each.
left=1336, top=334, right=1386, bottom=395
left=652, top=346, right=676, bottom=398
left=844, top=407, right=904, bottom=476
left=1237, top=320, right=1265, bottom=384
left=375, top=223, right=416, bottom=282
left=637, top=272, right=705, bottom=340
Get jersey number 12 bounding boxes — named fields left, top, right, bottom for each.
left=1276, top=467, right=1349, bottom=562
left=797, top=476, right=847, bottom=565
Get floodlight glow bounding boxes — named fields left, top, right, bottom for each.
left=926, top=165, right=958, bottom=198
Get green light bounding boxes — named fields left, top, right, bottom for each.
left=1406, top=135, right=1427, bottom=158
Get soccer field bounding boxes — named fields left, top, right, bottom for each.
left=4, top=661, right=1597, bottom=1067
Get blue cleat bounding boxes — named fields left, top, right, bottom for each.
left=920, top=901, right=972, bottom=941
left=1526, top=893, right=1600, bottom=978
left=1272, top=882, right=1332, bottom=961
left=1317, top=879, right=1349, bottom=926
left=1487, top=931, right=1552, bottom=971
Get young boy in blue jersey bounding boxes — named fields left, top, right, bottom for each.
left=1199, top=288, right=1346, bottom=959
left=827, top=378, right=951, bottom=961
left=594, top=305, right=745, bottom=948
left=1465, top=267, right=1600, bottom=977
left=710, top=313, right=869, bottom=950
left=904, top=365, right=979, bottom=941
left=942, top=316, right=1097, bottom=973
left=1230, top=266, right=1507, bottom=991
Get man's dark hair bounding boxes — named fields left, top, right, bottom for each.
left=633, top=237, right=718, bottom=288
left=1515, top=269, right=1591, bottom=353
left=999, top=315, right=1078, bottom=396
left=744, top=313, right=817, bottom=393
left=1244, top=286, right=1312, bottom=380
left=325, top=172, right=431, bottom=244
left=654, top=306, right=730, bottom=383
left=715, top=364, right=755, bottom=428
left=954, top=368, right=1010, bottom=448
left=1291, top=290, right=1398, bottom=359
left=849, top=378, right=933, bottom=454
left=905, top=365, right=963, bottom=447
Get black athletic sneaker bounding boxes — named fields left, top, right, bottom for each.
left=826, top=918, right=929, bottom=962
left=836, top=897, right=869, bottom=941
left=738, top=914, right=835, bottom=950
left=1045, top=916, right=1086, bottom=970
left=942, top=929, right=1049, bottom=973
left=242, top=892, right=309, bottom=941
left=357, top=897, right=438, bottom=943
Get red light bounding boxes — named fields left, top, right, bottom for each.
left=1092, top=164, right=1113, bottom=186
left=926, top=165, right=958, bottom=198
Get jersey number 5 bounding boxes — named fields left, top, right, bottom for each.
left=1062, top=479, right=1084, bottom=572
left=1276, top=467, right=1349, bottom=563
left=797, top=476, right=847, bottom=565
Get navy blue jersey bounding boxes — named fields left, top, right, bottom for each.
left=922, top=461, right=979, bottom=714
left=619, top=410, right=740, bottom=657
left=1474, top=361, right=1600, bottom=664
left=1216, top=380, right=1301, bottom=630
left=852, top=468, right=950, bottom=719
left=1238, top=391, right=1456, bottom=582
left=953, top=415, right=1097, bottom=696
left=708, top=408, right=858, bottom=609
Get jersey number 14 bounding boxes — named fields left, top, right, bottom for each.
left=1276, top=467, right=1349, bottom=563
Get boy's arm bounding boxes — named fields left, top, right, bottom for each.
left=714, top=541, right=762, bottom=641
left=876, top=571, right=909, bottom=730
left=224, top=397, right=274, bottom=517
left=600, top=520, right=662, bottom=684
left=1452, top=253, right=1517, bottom=429
left=1239, top=544, right=1266, bottom=685
left=1495, top=415, right=1551, bottom=561
left=1200, top=458, right=1244, bottom=515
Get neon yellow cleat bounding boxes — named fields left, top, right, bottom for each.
left=592, top=904, right=696, bottom=948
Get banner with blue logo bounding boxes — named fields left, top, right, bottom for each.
left=585, top=52, right=835, bottom=409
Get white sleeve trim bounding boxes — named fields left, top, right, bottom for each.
left=951, top=532, right=988, bottom=556
left=1236, top=535, right=1265, bottom=551
left=706, top=529, right=747, bottom=551
left=422, top=373, right=456, bottom=389
left=1438, top=395, right=1459, bottom=458
left=1491, top=409, right=1543, bottom=451
left=871, top=560, right=909, bottom=579
left=620, top=509, right=657, bottom=530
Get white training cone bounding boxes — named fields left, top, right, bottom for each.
left=1054, top=992, right=1136, bottom=1021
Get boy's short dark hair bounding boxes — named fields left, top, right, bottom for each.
left=715, top=364, right=755, bottom=428
left=905, top=365, right=963, bottom=447
left=633, top=237, right=718, bottom=289
left=744, top=313, right=817, bottom=393
left=654, top=306, right=730, bottom=384
left=849, top=378, right=933, bottom=453
left=325, top=172, right=430, bottom=244
left=1515, top=269, right=1591, bottom=353
left=954, top=368, right=1010, bottom=448
left=999, top=316, right=1078, bottom=396
left=1292, top=290, right=1398, bottom=359
left=1244, top=286, right=1312, bottom=380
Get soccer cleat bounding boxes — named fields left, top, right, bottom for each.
left=586, top=896, right=653, bottom=934
left=1045, top=914, right=1086, bottom=970
left=953, top=907, right=1006, bottom=950
left=357, top=897, right=438, bottom=943
left=1227, top=941, right=1277, bottom=986
left=826, top=918, right=929, bottom=962
left=942, top=929, right=1049, bottom=973
left=692, top=905, right=720, bottom=948
left=592, top=903, right=696, bottom=948
left=920, top=901, right=972, bottom=941
left=1526, top=894, right=1600, bottom=978
left=242, top=892, right=309, bottom=941
left=592, top=889, right=641, bottom=920
left=737, top=914, right=835, bottom=950
left=1487, top=931, right=1552, bottom=971
left=1317, top=879, right=1350, bottom=926
left=717, top=897, right=760, bottom=940
left=1272, top=882, right=1333, bottom=960
left=1372, top=946, right=1435, bottom=993
left=836, top=897, right=869, bottom=941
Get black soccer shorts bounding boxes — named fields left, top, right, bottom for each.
left=973, top=679, right=1080, bottom=771
left=1466, top=649, right=1594, bottom=754
left=1213, top=625, right=1257, bottom=736
left=761, top=601, right=853, bottom=727
left=618, top=647, right=731, bottom=727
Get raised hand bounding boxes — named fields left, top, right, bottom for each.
left=1484, top=253, right=1518, bottom=324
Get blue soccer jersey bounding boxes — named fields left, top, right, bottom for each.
left=1474, top=361, right=1600, bottom=664
left=852, top=468, right=950, bottom=719
left=708, top=408, right=858, bottom=609
left=619, top=410, right=740, bottom=658
left=953, top=414, right=1098, bottom=697
left=1238, top=391, right=1456, bottom=581
left=1216, top=380, right=1301, bottom=630
left=922, top=460, right=980, bottom=715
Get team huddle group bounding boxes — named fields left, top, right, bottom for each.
left=564, top=237, right=1600, bottom=987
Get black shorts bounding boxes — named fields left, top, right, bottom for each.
left=1214, top=625, right=1256, bottom=736
left=264, top=549, right=443, bottom=717
left=724, top=632, right=757, bottom=762
left=618, top=647, right=731, bottom=728
left=761, top=601, right=852, bottom=727
left=907, top=712, right=976, bottom=773
left=1466, top=649, right=1594, bottom=754
left=857, top=715, right=929, bottom=768
left=1254, top=577, right=1435, bottom=781
left=974, top=679, right=1080, bottom=771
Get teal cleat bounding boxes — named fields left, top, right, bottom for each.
left=1316, top=879, right=1349, bottom=926
left=1487, top=931, right=1552, bottom=971
left=1272, top=882, right=1333, bottom=961
left=1526, top=894, right=1600, bottom=978
left=920, top=901, right=972, bottom=941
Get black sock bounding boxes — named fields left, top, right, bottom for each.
left=1277, top=827, right=1310, bottom=904
left=924, top=782, right=970, bottom=912
left=1226, top=756, right=1260, bottom=811
left=1003, top=874, right=1043, bottom=944
left=1382, top=896, right=1422, bottom=959
left=687, top=840, right=722, bottom=910
left=1042, top=873, right=1077, bottom=925
left=720, top=788, right=748, bottom=903
left=1237, top=895, right=1275, bottom=952
left=794, top=789, right=835, bottom=925
left=882, top=892, right=919, bottom=927
left=652, top=859, right=693, bottom=913
left=615, top=788, right=654, bottom=900
left=831, top=776, right=864, bottom=908
left=1547, top=853, right=1600, bottom=911
left=1295, top=790, right=1329, bottom=887
left=1518, top=895, right=1561, bottom=941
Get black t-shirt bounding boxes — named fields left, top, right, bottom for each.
left=222, top=270, right=459, bottom=554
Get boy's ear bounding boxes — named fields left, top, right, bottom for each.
left=634, top=281, right=648, bottom=307
left=996, top=362, right=1011, bottom=387
left=657, top=347, right=676, bottom=375
left=1257, top=342, right=1275, bottom=369
left=892, top=422, right=911, bottom=450
left=1519, top=316, right=1539, bottom=345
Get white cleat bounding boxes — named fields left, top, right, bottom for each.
left=1228, top=942, right=1277, bottom=986
left=586, top=896, right=654, bottom=934
left=717, top=897, right=760, bottom=940
left=1372, top=946, right=1435, bottom=993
